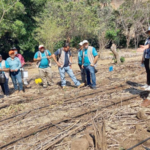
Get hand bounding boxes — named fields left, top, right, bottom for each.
left=37, top=57, right=41, bottom=61
left=57, top=62, right=62, bottom=67
left=140, top=45, right=149, bottom=49
left=47, top=56, right=51, bottom=59
left=81, top=65, right=84, bottom=69
left=70, top=65, right=72, bottom=69
left=90, top=64, right=94, bottom=67
left=10, top=70, right=14, bottom=72
left=15, top=69, right=18, bottom=72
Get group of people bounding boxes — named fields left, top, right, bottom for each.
left=0, top=47, right=29, bottom=97
left=0, top=40, right=98, bottom=97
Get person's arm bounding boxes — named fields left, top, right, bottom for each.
left=52, top=50, right=62, bottom=67
left=0, top=68, right=9, bottom=72
left=21, top=55, right=25, bottom=66
left=91, top=48, right=98, bottom=66
left=47, top=51, right=53, bottom=59
left=140, top=44, right=150, bottom=50
left=33, top=52, right=41, bottom=62
left=15, top=58, right=22, bottom=71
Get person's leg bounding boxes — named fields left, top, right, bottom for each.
left=15, top=71, right=23, bottom=91
left=10, top=73, right=18, bottom=91
left=84, top=66, right=91, bottom=86
left=65, top=66, right=81, bottom=86
left=144, top=59, right=150, bottom=85
left=39, top=68, right=47, bottom=87
left=3, top=78, right=9, bottom=95
left=81, top=68, right=86, bottom=84
left=88, top=66, right=96, bottom=88
left=45, top=67, right=53, bottom=85
left=0, top=83, right=5, bottom=94
left=58, top=67, right=66, bottom=87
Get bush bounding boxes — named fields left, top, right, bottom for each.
left=120, top=56, right=125, bottom=63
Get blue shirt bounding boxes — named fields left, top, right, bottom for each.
left=54, top=49, right=71, bottom=67
left=144, top=38, right=150, bottom=59
left=78, top=50, right=83, bottom=65
left=6, top=57, right=21, bottom=70
left=82, top=47, right=98, bottom=66
left=0, top=60, right=10, bottom=73
left=34, top=50, right=51, bottom=69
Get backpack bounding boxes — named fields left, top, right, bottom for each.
left=36, top=50, right=51, bottom=68
left=56, top=48, right=63, bottom=61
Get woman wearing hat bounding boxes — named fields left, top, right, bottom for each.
left=141, top=27, right=150, bottom=91
left=6, top=50, right=24, bottom=94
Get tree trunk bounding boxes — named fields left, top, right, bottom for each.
left=110, top=44, right=121, bottom=64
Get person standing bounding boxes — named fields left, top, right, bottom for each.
left=7, top=50, right=24, bottom=94
left=52, top=42, right=84, bottom=89
left=141, top=27, right=150, bottom=91
left=11, top=47, right=30, bottom=87
left=82, top=40, right=98, bottom=89
left=0, top=54, right=10, bottom=97
left=78, top=42, right=86, bottom=84
left=34, top=45, right=53, bottom=88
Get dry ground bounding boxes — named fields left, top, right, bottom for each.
left=0, top=49, right=150, bottom=150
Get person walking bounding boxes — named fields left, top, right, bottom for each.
left=141, top=27, right=150, bottom=91
left=34, top=45, right=53, bottom=88
left=6, top=50, right=24, bottom=94
left=81, top=40, right=98, bottom=89
left=78, top=42, right=86, bottom=84
left=11, top=47, right=30, bottom=87
left=0, top=54, right=10, bottom=97
left=52, top=42, right=84, bottom=89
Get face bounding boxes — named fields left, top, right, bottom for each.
left=80, top=45, right=83, bottom=50
left=0, top=56, right=2, bottom=62
left=84, top=43, right=89, bottom=49
left=64, top=46, right=70, bottom=52
left=14, top=49, right=18, bottom=55
left=39, top=47, right=45, bottom=52
left=10, top=54, right=15, bottom=59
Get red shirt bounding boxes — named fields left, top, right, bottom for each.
left=16, top=54, right=25, bottom=67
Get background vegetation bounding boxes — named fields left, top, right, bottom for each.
left=0, top=0, right=150, bottom=60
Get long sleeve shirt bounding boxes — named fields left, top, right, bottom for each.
left=6, top=57, right=21, bottom=70
left=16, top=54, right=25, bottom=67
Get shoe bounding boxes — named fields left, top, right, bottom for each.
left=78, top=83, right=85, bottom=88
left=19, top=91, right=24, bottom=94
left=62, top=86, right=66, bottom=89
left=142, top=84, right=148, bottom=89
left=145, top=86, right=150, bottom=91
left=13, top=90, right=19, bottom=95
left=43, top=85, right=48, bottom=88
left=91, top=86, right=97, bottom=90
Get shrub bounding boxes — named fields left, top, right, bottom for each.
left=120, top=56, right=125, bottom=63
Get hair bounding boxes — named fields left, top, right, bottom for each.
left=63, top=37, right=70, bottom=47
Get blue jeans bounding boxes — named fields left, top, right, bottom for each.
left=0, top=77, right=9, bottom=95
left=59, top=66, right=81, bottom=87
left=84, top=65, right=96, bottom=88
left=10, top=70, right=23, bottom=91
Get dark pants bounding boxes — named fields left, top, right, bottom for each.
left=0, top=77, right=9, bottom=96
left=84, top=65, right=96, bottom=88
left=78, top=64, right=86, bottom=83
left=144, top=59, right=150, bottom=85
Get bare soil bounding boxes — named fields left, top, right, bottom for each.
left=0, top=49, right=150, bottom=150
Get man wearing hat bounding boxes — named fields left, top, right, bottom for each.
left=140, top=27, right=150, bottom=91
left=52, top=41, right=84, bottom=89
left=0, top=54, right=10, bottom=97
left=34, top=45, right=53, bottom=88
left=82, top=40, right=98, bottom=89
left=78, top=42, right=86, bottom=84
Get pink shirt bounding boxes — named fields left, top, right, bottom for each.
left=16, top=54, right=25, bottom=67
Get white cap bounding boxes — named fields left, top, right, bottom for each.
left=79, top=42, right=83, bottom=46
left=39, top=45, right=45, bottom=49
left=82, top=40, right=89, bottom=44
